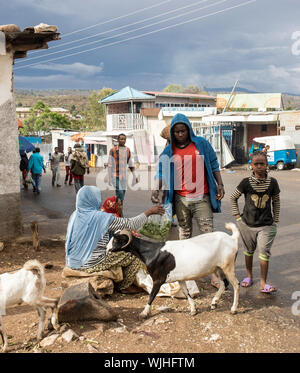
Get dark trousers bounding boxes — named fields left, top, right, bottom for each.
left=65, top=166, right=73, bottom=184
left=74, top=178, right=84, bottom=194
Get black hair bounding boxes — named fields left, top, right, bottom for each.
left=118, top=133, right=126, bottom=140
left=35, top=147, right=40, bottom=153
left=252, top=150, right=268, bottom=163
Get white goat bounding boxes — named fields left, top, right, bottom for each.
left=108, top=223, right=240, bottom=319
left=0, top=260, right=59, bottom=352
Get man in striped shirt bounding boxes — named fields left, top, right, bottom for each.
left=230, top=151, right=280, bottom=294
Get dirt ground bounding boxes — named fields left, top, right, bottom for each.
left=1, top=237, right=300, bottom=354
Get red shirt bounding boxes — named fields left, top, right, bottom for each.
left=172, top=142, right=209, bottom=197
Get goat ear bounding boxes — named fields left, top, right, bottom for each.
left=119, top=234, right=129, bottom=246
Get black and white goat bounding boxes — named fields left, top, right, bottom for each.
left=0, top=260, right=59, bottom=352
left=107, top=223, right=240, bottom=319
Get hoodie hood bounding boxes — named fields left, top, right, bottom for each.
left=170, top=113, right=197, bottom=146
left=158, top=113, right=221, bottom=213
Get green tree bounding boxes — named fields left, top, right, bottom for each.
left=184, top=85, right=200, bottom=94
left=19, top=100, right=71, bottom=136
left=163, top=84, right=208, bottom=94
left=163, top=84, right=184, bottom=93
left=82, top=88, right=115, bottom=130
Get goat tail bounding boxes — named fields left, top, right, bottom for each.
left=225, top=223, right=239, bottom=251
left=23, top=259, right=45, bottom=279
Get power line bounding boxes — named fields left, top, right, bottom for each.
left=62, top=0, right=174, bottom=37
left=14, top=0, right=256, bottom=71
left=42, top=0, right=211, bottom=51
left=16, top=0, right=219, bottom=64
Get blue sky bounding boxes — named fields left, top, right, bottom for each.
left=2, top=0, right=300, bottom=93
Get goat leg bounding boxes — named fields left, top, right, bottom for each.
left=140, top=280, right=163, bottom=319
left=38, top=297, right=59, bottom=330
left=36, top=306, right=46, bottom=341
left=0, top=316, right=8, bottom=352
left=179, top=281, right=197, bottom=316
left=211, top=269, right=226, bottom=310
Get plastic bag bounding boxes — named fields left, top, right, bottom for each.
left=25, top=172, right=33, bottom=184
left=139, top=202, right=172, bottom=241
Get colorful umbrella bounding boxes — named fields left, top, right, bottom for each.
left=18, top=135, right=36, bottom=153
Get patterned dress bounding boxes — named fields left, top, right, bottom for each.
left=80, top=213, right=147, bottom=290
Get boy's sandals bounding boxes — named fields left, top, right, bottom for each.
left=260, top=284, right=277, bottom=294
left=241, top=277, right=253, bottom=287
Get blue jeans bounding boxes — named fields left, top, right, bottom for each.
left=31, top=173, right=42, bottom=193
left=113, top=177, right=127, bottom=202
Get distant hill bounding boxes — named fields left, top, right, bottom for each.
left=206, top=87, right=258, bottom=94
left=14, top=88, right=300, bottom=112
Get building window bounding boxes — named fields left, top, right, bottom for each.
left=261, top=124, right=267, bottom=132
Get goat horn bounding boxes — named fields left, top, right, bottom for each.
left=118, top=229, right=132, bottom=249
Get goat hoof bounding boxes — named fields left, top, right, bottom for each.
left=210, top=304, right=217, bottom=310
left=139, top=312, right=149, bottom=320
left=190, top=310, right=197, bottom=316
left=230, top=310, right=237, bottom=315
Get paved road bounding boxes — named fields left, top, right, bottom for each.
left=20, top=166, right=300, bottom=319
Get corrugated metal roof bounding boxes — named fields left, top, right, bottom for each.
left=100, top=86, right=155, bottom=103
left=143, top=90, right=216, bottom=100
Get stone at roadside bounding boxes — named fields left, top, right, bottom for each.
left=90, top=276, right=114, bottom=296
left=66, top=276, right=114, bottom=296
left=87, top=344, right=99, bottom=353
left=62, top=329, right=79, bottom=343
left=154, top=316, right=170, bottom=325
left=57, top=282, right=117, bottom=323
left=40, top=334, right=60, bottom=348
left=157, top=306, right=172, bottom=313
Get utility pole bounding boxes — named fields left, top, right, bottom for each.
left=219, top=79, right=239, bottom=168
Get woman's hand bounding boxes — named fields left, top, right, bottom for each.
left=144, top=205, right=165, bottom=217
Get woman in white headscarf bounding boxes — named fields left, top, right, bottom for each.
left=65, top=185, right=164, bottom=292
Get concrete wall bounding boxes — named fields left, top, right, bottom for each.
left=247, top=122, right=277, bottom=148
left=279, top=111, right=300, bottom=167
left=0, top=53, right=22, bottom=240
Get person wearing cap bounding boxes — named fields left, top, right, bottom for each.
left=151, top=113, right=226, bottom=289
left=70, top=143, right=90, bottom=193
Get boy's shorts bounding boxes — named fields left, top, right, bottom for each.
left=236, top=219, right=277, bottom=261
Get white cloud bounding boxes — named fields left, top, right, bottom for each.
left=268, top=65, right=290, bottom=79
left=31, top=62, right=104, bottom=76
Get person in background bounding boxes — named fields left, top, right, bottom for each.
left=262, top=145, right=270, bottom=158
left=51, top=147, right=62, bottom=187
left=65, top=186, right=164, bottom=293
left=27, top=147, right=46, bottom=194
left=19, top=150, right=29, bottom=190
left=231, top=150, right=280, bottom=294
left=64, top=146, right=73, bottom=185
left=70, top=143, right=90, bottom=194
left=108, top=133, right=138, bottom=217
